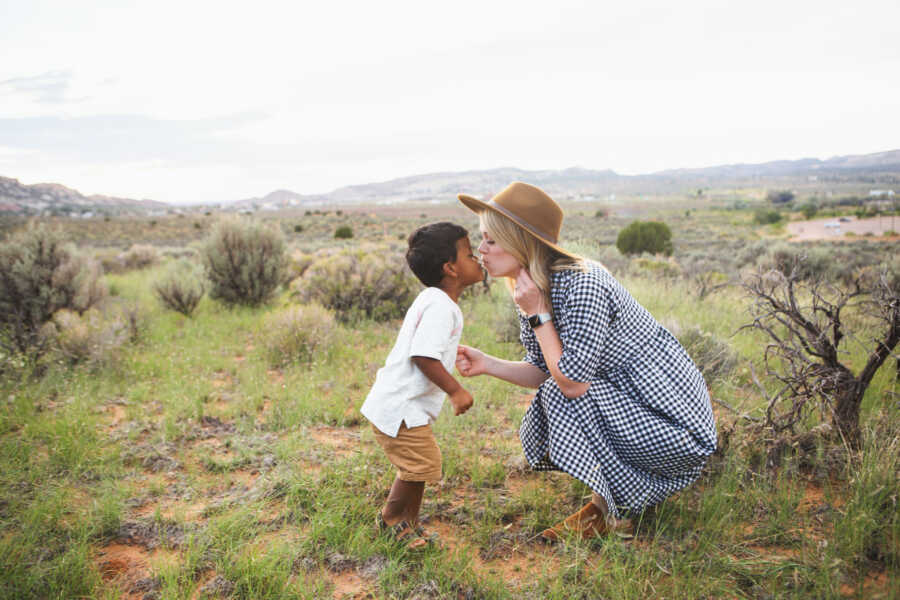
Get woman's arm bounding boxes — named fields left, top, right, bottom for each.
left=514, top=270, right=590, bottom=399
left=456, top=345, right=549, bottom=389
left=529, top=322, right=590, bottom=398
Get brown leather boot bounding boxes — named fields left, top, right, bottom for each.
left=541, top=501, right=633, bottom=541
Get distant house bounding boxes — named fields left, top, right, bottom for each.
left=869, top=189, right=895, bottom=197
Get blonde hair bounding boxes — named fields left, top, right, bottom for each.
left=480, top=210, right=587, bottom=314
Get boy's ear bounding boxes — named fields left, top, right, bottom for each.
left=442, top=260, right=458, bottom=279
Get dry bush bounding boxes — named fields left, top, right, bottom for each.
left=118, top=244, right=160, bottom=270
left=201, top=218, right=288, bottom=307
left=742, top=254, right=900, bottom=447
left=94, top=249, right=127, bottom=274
left=42, top=306, right=132, bottom=367
left=294, top=245, right=418, bottom=322
left=153, top=259, right=206, bottom=317
left=595, top=245, right=630, bottom=275
left=0, top=224, right=107, bottom=355
left=680, top=255, right=731, bottom=300
left=672, top=325, right=739, bottom=383
left=264, top=304, right=336, bottom=366
left=285, top=251, right=315, bottom=283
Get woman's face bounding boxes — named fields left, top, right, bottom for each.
left=477, top=228, right=521, bottom=278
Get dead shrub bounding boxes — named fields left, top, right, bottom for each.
left=264, top=304, right=336, bottom=366
left=153, top=259, right=206, bottom=317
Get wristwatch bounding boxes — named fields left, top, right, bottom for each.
left=527, top=312, right=552, bottom=329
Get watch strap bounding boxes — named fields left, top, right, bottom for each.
left=527, top=312, right=552, bottom=329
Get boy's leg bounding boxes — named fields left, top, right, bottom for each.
left=381, top=477, right=425, bottom=526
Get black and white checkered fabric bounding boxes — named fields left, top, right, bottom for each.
left=518, top=264, right=717, bottom=517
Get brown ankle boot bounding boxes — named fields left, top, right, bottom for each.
left=541, top=501, right=633, bottom=541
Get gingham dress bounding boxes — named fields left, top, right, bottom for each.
left=518, top=264, right=717, bottom=517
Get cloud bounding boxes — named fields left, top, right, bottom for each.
left=0, top=70, right=73, bottom=104
left=0, top=112, right=268, bottom=164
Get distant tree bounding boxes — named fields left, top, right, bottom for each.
left=753, top=209, right=783, bottom=225
left=799, top=202, right=818, bottom=219
left=334, top=226, right=353, bottom=239
left=766, top=190, right=795, bottom=205
left=616, top=221, right=673, bottom=256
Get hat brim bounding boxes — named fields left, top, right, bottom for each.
left=458, top=193, right=582, bottom=261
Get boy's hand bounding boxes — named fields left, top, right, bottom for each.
left=449, top=388, right=473, bottom=416
left=456, top=345, right=486, bottom=377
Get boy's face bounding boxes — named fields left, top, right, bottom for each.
left=450, top=237, right=485, bottom=286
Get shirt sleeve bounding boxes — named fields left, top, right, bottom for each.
left=556, top=273, right=613, bottom=383
left=409, top=297, right=455, bottom=360
left=520, top=314, right=549, bottom=373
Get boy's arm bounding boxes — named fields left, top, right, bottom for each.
left=411, top=356, right=473, bottom=416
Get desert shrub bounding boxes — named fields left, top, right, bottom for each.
left=0, top=224, right=107, bottom=355
left=153, top=259, right=206, bottom=317
left=681, top=255, right=731, bottom=299
left=295, top=246, right=418, bottom=322
left=42, top=306, right=131, bottom=367
left=753, top=208, right=783, bottom=225
left=334, top=225, right=353, bottom=239
left=799, top=202, right=818, bottom=219
left=634, top=256, right=680, bottom=278
left=263, top=304, right=336, bottom=366
left=594, top=244, right=629, bottom=274
left=201, top=218, right=287, bottom=307
left=285, top=251, right=315, bottom=283
left=493, top=309, right=521, bottom=343
left=616, top=221, right=673, bottom=256
left=676, top=326, right=739, bottom=383
left=734, top=240, right=769, bottom=268
left=95, top=249, right=127, bottom=274
left=755, top=243, right=835, bottom=282
left=118, top=244, right=160, bottom=270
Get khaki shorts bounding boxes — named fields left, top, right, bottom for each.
left=372, top=422, right=442, bottom=483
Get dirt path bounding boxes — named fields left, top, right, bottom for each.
left=787, top=215, right=900, bottom=241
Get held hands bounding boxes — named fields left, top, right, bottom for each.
left=513, top=269, right=549, bottom=316
left=456, top=344, right=486, bottom=377
left=449, top=388, right=474, bottom=416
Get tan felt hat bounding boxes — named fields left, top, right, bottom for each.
left=458, top=181, right=580, bottom=259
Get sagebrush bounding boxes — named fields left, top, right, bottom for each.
left=201, top=218, right=287, bottom=307
left=0, top=224, right=106, bottom=355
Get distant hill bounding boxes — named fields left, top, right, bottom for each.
left=4, top=148, right=898, bottom=215
left=231, top=149, right=900, bottom=209
left=0, top=176, right=169, bottom=216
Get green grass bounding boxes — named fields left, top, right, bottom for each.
left=1, top=207, right=898, bottom=599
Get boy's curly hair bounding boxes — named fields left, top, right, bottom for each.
left=406, top=222, right=469, bottom=287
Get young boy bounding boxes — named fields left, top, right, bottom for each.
left=360, top=222, right=484, bottom=549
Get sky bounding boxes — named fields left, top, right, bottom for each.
left=1, top=0, right=899, bottom=204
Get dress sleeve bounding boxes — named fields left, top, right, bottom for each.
left=556, top=273, right=613, bottom=383
left=519, top=314, right=549, bottom=373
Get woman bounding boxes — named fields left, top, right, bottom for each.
left=455, top=182, right=717, bottom=540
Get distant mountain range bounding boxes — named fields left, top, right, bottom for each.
left=0, top=176, right=168, bottom=216
left=3, top=149, right=899, bottom=215
left=227, top=149, right=900, bottom=209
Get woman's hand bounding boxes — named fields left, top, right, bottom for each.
left=514, top=269, right=549, bottom=316
left=456, top=344, right=487, bottom=377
